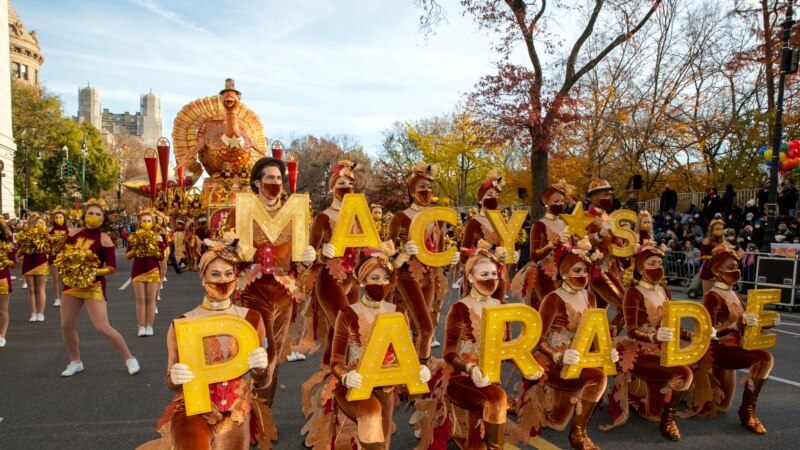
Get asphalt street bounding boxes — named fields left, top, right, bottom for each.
left=0, top=249, right=799, bottom=449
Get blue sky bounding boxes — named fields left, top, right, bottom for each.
left=15, top=0, right=500, bottom=155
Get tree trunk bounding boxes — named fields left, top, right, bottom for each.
left=529, top=141, right=549, bottom=219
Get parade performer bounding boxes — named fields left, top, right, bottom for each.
left=126, top=210, right=166, bottom=337
left=443, top=244, right=521, bottom=450
left=518, top=239, right=614, bottom=450
left=635, top=210, right=653, bottom=245
left=155, top=240, right=272, bottom=450
left=0, top=218, right=16, bottom=348
left=49, top=208, right=69, bottom=307
left=173, top=219, right=187, bottom=267
left=387, top=161, right=456, bottom=363
left=604, top=241, right=693, bottom=440
left=459, top=171, right=519, bottom=302
left=310, top=160, right=364, bottom=366
left=234, top=157, right=316, bottom=406
left=585, top=180, right=626, bottom=332
left=699, top=247, right=775, bottom=434
left=371, top=203, right=388, bottom=241
left=56, top=198, right=139, bottom=377
left=327, top=247, right=431, bottom=450
left=184, top=220, right=201, bottom=271
left=699, top=218, right=726, bottom=294
left=18, top=213, right=50, bottom=322
left=513, top=179, right=574, bottom=309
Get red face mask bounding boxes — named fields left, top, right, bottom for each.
left=364, top=284, right=391, bottom=302
left=548, top=204, right=564, bottom=215
left=644, top=268, right=664, bottom=284
left=414, top=189, right=433, bottom=206
left=567, top=276, right=588, bottom=290
left=721, top=269, right=740, bottom=286
left=482, top=197, right=499, bottom=211
left=598, top=198, right=613, bottom=211
left=334, top=186, right=354, bottom=201
left=473, top=278, right=499, bottom=296
left=204, top=280, right=236, bottom=301
left=260, top=183, right=282, bottom=199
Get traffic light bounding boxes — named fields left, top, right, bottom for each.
left=60, top=162, right=68, bottom=176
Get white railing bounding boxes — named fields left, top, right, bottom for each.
left=663, top=250, right=768, bottom=295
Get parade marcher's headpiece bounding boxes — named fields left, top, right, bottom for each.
left=554, top=238, right=602, bottom=279
left=709, top=218, right=726, bottom=230
left=51, top=207, right=67, bottom=216
left=633, top=240, right=667, bottom=271
left=541, top=178, right=575, bottom=205
left=464, top=240, right=502, bottom=277
left=249, top=157, right=287, bottom=193
left=586, top=179, right=613, bottom=197
left=406, top=161, right=438, bottom=196
left=199, top=233, right=242, bottom=277
left=708, top=244, right=744, bottom=275
left=219, top=78, right=241, bottom=98
left=356, top=242, right=396, bottom=284
left=477, top=171, right=505, bottom=200
left=327, top=160, right=359, bottom=189
left=84, top=198, right=108, bottom=211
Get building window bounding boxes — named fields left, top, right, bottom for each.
left=11, top=62, right=20, bottom=78
left=34, top=69, right=38, bottom=84
left=20, top=64, right=28, bottom=80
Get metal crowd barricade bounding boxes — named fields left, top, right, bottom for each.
left=663, top=250, right=768, bottom=295
left=663, top=250, right=699, bottom=292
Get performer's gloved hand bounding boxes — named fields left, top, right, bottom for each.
left=449, top=252, right=460, bottom=266
left=610, top=348, right=620, bottom=363
left=600, top=220, right=614, bottom=237
left=513, top=250, right=520, bottom=264
left=419, top=365, right=432, bottom=383
left=343, top=370, right=363, bottom=389
left=322, top=243, right=336, bottom=259
left=247, top=347, right=269, bottom=370
left=774, top=314, right=781, bottom=327
left=470, top=365, right=490, bottom=388
left=562, top=349, right=581, bottom=366
left=524, top=370, right=544, bottom=381
left=656, top=326, right=675, bottom=342
left=301, top=245, right=316, bottom=266
left=170, top=363, right=195, bottom=385
left=710, top=327, right=719, bottom=341
left=405, top=240, right=419, bottom=256
left=743, top=312, right=759, bottom=327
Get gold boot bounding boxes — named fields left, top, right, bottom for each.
left=660, top=391, right=685, bottom=441
left=738, top=378, right=767, bottom=434
left=484, top=421, right=505, bottom=450
left=568, top=399, right=600, bottom=450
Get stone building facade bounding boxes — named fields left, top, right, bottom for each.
left=76, top=86, right=163, bottom=146
left=7, top=0, right=42, bottom=86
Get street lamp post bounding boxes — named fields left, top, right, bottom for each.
left=81, top=138, right=87, bottom=203
left=765, top=0, right=797, bottom=250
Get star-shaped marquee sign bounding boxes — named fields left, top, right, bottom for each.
left=560, top=202, right=595, bottom=239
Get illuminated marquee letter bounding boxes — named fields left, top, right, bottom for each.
left=743, top=289, right=780, bottom=350
left=329, top=193, right=382, bottom=256
left=609, top=209, right=637, bottom=257
left=660, top=301, right=712, bottom=367
left=235, top=192, right=310, bottom=261
left=561, top=308, right=617, bottom=379
left=174, top=315, right=260, bottom=416
left=408, top=207, right=457, bottom=267
left=479, top=304, right=543, bottom=383
left=485, top=210, right=528, bottom=264
left=347, top=313, right=429, bottom=401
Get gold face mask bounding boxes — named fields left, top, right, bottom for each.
left=85, top=216, right=103, bottom=228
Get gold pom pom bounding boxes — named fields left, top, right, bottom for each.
left=54, top=245, right=100, bottom=289
left=129, top=229, right=161, bottom=258
left=49, top=233, right=67, bottom=256
left=17, top=227, right=50, bottom=255
left=0, top=242, right=12, bottom=269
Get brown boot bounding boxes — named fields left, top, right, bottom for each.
left=738, top=378, right=767, bottom=434
left=358, top=442, right=385, bottom=450
left=568, top=399, right=600, bottom=450
left=484, top=421, right=505, bottom=450
left=660, top=391, right=685, bottom=441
